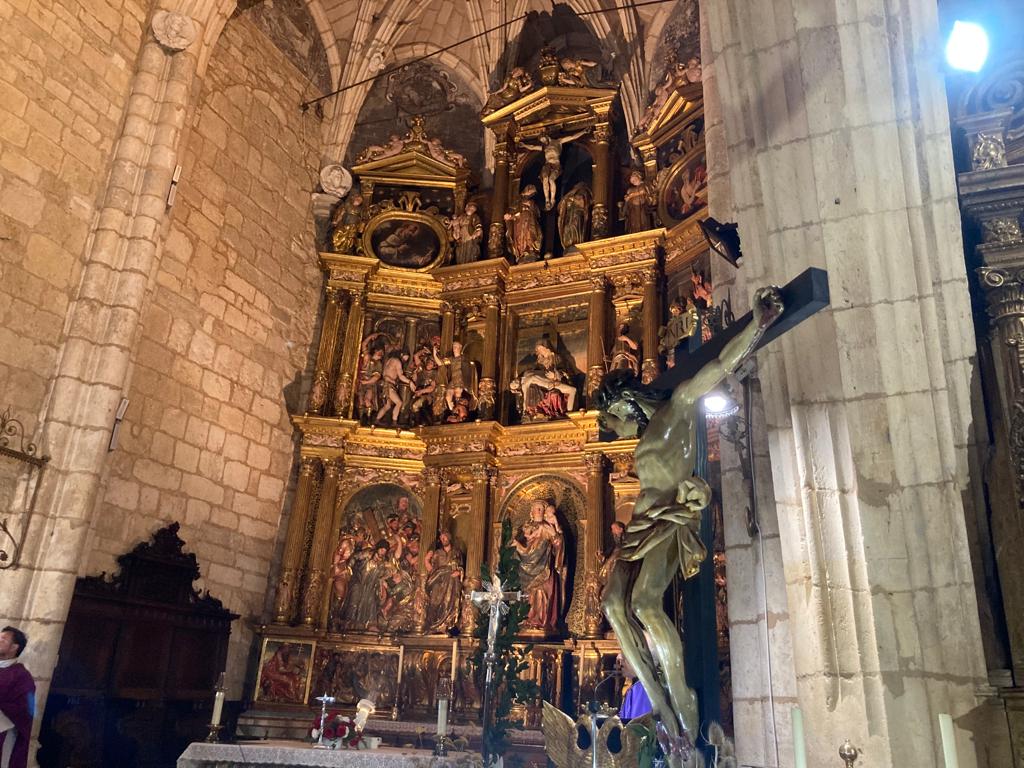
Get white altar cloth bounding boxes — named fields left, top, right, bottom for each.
left=178, top=742, right=471, bottom=768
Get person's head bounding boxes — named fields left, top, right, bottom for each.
left=0, top=627, right=27, bottom=659
left=522, top=184, right=537, bottom=199
left=629, top=170, right=643, bottom=185
left=543, top=504, right=558, bottom=524
left=374, top=540, right=390, bottom=558
left=529, top=500, right=545, bottom=522
left=351, top=193, right=364, bottom=206
left=372, top=347, right=384, bottom=361
left=452, top=340, right=463, bottom=356
left=439, top=530, right=452, bottom=546
left=397, top=496, right=410, bottom=513
left=387, top=515, right=400, bottom=532
left=596, top=369, right=669, bottom=439
left=610, top=521, right=625, bottom=541
left=407, top=538, right=420, bottom=556
left=616, top=652, right=637, bottom=679
left=465, top=202, right=477, bottom=215
left=669, top=299, right=684, bottom=316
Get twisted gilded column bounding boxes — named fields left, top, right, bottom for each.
left=587, top=275, right=608, bottom=398
left=582, top=452, right=607, bottom=638
left=478, top=294, right=501, bottom=419
left=415, top=467, right=443, bottom=633
left=308, top=288, right=348, bottom=414
left=641, top=269, right=660, bottom=384
left=460, top=465, right=493, bottom=634
left=302, top=457, right=343, bottom=627
left=590, top=122, right=612, bottom=239
left=332, top=288, right=364, bottom=417
left=274, top=456, right=321, bottom=623
left=488, top=125, right=511, bottom=257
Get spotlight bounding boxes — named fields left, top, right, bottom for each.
left=945, top=21, right=989, bottom=73
left=698, top=217, right=743, bottom=269
left=703, top=391, right=739, bottom=420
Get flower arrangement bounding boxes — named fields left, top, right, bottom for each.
left=309, top=711, right=364, bottom=749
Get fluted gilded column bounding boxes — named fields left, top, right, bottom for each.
left=590, top=122, right=612, bottom=239
left=308, top=288, right=348, bottom=414
left=641, top=269, right=660, bottom=384
left=406, top=317, right=419, bottom=356
left=587, top=276, right=608, bottom=398
left=582, top=452, right=607, bottom=637
left=478, top=294, right=501, bottom=420
left=274, top=456, right=321, bottom=624
left=460, top=465, right=493, bottom=634
left=415, top=467, right=443, bottom=632
left=302, top=457, right=343, bottom=627
left=489, top=125, right=511, bottom=257
left=332, top=288, right=364, bottom=417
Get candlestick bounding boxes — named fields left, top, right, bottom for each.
left=397, top=643, right=405, bottom=687
left=792, top=706, right=807, bottom=768
left=451, top=639, right=458, bottom=683
left=435, top=677, right=452, bottom=757
left=939, top=714, right=959, bottom=768
left=208, top=671, right=226, bottom=741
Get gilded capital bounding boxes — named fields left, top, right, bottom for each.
left=471, top=464, right=494, bottom=485
left=592, top=123, right=612, bottom=143
left=589, top=275, right=607, bottom=292
left=323, top=457, right=344, bottom=479
left=299, top=455, right=321, bottom=476
left=584, top=452, right=607, bottom=473
left=978, top=267, right=1024, bottom=324
left=424, top=466, right=442, bottom=487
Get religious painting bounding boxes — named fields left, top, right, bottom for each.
left=511, top=308, right=587, bottom=422
left=659, top=148, right=707, bottom=227
left=310, top=646, right=399, bottom=708
left=254, top=638, right=314, bottom=705
left=365, top=211, right=447, bottom=269
left=499, top=475, right=587, bottom=637
left=328, top=483, right=423, bottom=635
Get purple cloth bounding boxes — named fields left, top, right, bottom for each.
left=619, top=679, right=652, bottom=719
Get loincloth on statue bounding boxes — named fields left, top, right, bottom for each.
left=618, top=486, right=708, bottom=580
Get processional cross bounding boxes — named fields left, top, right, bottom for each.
left=470, top=573, right=524, bottom=767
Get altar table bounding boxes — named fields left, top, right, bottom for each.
left=178, top=742, right=476, bottom=768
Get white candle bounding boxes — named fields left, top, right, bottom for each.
left=939, top=714, right=959, bottom=768
left=436, top=695, right=449, bottom=736
left=451, top=639, right=458, bottom=682
left=791, top=706, right=807, bottom=768
left=397, top=644, right=405, bottom=687
left=211, top=689, right=225, bottom=727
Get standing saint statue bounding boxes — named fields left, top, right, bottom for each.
left=449, top=201, right=484, bottom=264
left=621, top=170, right=655, bottom=233
left=597, top=286, right=783, bottom=755
left=504, top=185, right=543, bottom=263
left=519, top=129, right=589, bottom=211
left=424, top=530, right=465, bottom=632
left=513, top=500, right=565, bottom=633
left=557, top=181, right=591, bottom=248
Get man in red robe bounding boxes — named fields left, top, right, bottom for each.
left=0, top=627, right=35, bottom=768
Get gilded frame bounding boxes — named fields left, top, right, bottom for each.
left=253, top=636, right=316, bottom=706
left=361, top=209, right=449, bottom=271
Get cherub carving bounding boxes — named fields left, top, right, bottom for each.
left=557, top=56, right=598, bottom=87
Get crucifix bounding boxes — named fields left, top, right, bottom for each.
left=595, top=267, right=829, bottom=766
left=470, top=573, right=524, bottom=766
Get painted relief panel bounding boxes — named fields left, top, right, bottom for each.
left=499, top=475, right=587, bottom=637
left=311, top=647, right=399, bottom=708
left=356, top=315, right=441, bottom=427
left=254, top=638, right=314, bottom=705
left=659, top=148, right=707, bottom=227
left=510, top=306, right=587, bottom=422
left=328, top=483, right=422, bottom=634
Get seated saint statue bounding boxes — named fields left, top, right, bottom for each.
left=516, top=340, right=578, bottom=421
left=597, top=286, right=782, bottom=760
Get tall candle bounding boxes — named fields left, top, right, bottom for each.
left=939, top=714, right=959, bottom=768
left=791, top=706, right=807, bottom=768
left=436, top=695, right=449, bottom=736
left=211, top=689, right=225, bottom=727
left=451, top=639, right=458, bottom=682
left=397, top=644, right=405, bottom=686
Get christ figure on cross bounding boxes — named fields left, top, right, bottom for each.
left=519, top=129, right=589, bottom=211
left=596, top=286, right=783, bottom=758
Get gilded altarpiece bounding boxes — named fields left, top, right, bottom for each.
left=249, top=57, right=722, bottom=738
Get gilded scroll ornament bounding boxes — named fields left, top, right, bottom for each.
left=981, top=215, right=1024, bottom=246
left=972, top=132, right=1008, bottom=170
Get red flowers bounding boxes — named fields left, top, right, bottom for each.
left=309, top=710, right=363, bottom=748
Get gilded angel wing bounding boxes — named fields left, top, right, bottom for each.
left=542, top=701, right=581, bottom=768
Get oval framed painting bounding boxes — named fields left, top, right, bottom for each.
left=658, top=147, right=708, bottom=228
left=362, top=210, right=448, bottom=270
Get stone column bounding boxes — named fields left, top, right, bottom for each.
left=587, top=276, right=608, bottom=398
left=0, top=10, right=209, bottom=715
left=590, top=122, right=612, bottom=239
left=582, top=452, right=607, bottom=638
left=273, top=456, right=321, bottom=624
left=460, top=465, right=492, bottom=634
left=332, top=288, right=365, bottom=418
left=640, top=269, right=659, bottom=384
left=308, top=288, right=347, bottom=415
left=415, top=467, right=443, bottom=633
left=478, top=294, right=501, bottom=420
left=302, top=457, right=342, bottom=627
left=703, top=0, right=997, bottom=765
left=488, top=126, right=511, bottom=258
left=406, top=317, right=419, bottom=356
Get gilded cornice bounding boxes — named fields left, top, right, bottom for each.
left=366, top=267, right=443, bottom=311
left=481, top=86, right=616, bottom=128
left=663, top=218, right=708, bottom=274
left=319, top=252, right=378, bottom=289
left=435, top=258, right=509, bottom=298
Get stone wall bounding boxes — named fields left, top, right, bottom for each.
left=84, top=9, right=323, bottom=695
left=0, top=0, right=147, bottom=427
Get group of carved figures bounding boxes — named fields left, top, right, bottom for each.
left=328, top=496, right=465, bottom=635
left=357, top=335, right=479, bottom=427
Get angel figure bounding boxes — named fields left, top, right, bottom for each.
left=357, top=134, right=405, bottom=163
left=520, top=128, right=590, bottom=211
left=483, top=67, right=534, bottom=112
left=557, top=56, right=598, bottom=87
